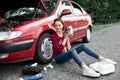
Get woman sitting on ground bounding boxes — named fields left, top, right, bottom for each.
left=51, top=18, right=116, bottom=77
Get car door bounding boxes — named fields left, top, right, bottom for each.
left=58, top=0, right=78, bottom=42
left=70, top=1, right=89, bottom=40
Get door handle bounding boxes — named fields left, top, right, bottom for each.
left=73, top=20, right=77, bottom=23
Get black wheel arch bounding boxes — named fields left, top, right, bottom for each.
left=34, top=30, right=55, bottom=64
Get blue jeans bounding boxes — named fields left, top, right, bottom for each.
left=54, top=44, right=100, bottom=68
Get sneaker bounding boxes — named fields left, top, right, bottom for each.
left=104, top=58, right=117, bottom=64
left=83, top=68, right=100, bottom=77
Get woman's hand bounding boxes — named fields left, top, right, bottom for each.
left=62, top=32, right=71, bottom=46
left=64, top=32, right=73, bottom=38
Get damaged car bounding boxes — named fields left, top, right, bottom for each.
left=0, top=0, right=93, bottom=64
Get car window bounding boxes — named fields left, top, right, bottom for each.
left=73, top=8, right=83, bottom=15
left=58, top=1, right=73, bottom=16
left=71, top=2, right=83, bottom=15
left=43, top=0, right=57, bottom=14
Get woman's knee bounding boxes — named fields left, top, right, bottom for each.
left=70, top=49, right=77, bottom=54
left=81, top=44, right=86, bottom=47
left=80, top=44, right=89, bottom=49
left=70, top=49, right=79, bottom=56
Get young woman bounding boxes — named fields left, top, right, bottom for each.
left=50, top=18, right=116, bottom=77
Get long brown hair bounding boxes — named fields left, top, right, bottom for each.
left=53, top=18, right=65, bottom=30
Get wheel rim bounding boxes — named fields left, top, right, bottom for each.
left=87, top=29, right=91, bottom=41
left=41, top=37, right=53, bottom=59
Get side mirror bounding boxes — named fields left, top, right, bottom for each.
left=60, top=9, right=72, bottom=17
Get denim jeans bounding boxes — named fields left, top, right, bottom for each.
left=54, top=44, right=100, bottom=68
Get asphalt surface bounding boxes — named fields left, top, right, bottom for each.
left=0, top=23, right=120, bottom=80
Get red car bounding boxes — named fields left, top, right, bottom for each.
left=0, top=0, right=92, bottom=64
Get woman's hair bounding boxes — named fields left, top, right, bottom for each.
left=53, top=18, right=65, bottom=30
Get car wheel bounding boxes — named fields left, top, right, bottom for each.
left=82, top=28, right=91, bottom=43
left=35, top=33, right=53, bottom=64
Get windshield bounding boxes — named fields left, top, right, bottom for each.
left=4, top=7, right=46, bottom=19
left=0, top=0, right=58, bottom=18
left=1, top=0, right=58, bottom=19
left=0, top=0, right=58, bottom=31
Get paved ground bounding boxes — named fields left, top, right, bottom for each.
left=0, top=23, right=120, bottom=80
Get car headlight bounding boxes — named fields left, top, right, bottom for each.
left=0, top=31, right=22, bottom=40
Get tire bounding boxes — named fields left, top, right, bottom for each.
left=82, top=28, right=91, bottom=43
left=34, top=33, right=53, bottom=64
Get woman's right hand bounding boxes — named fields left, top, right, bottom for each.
left=64, top=32, right=73, bottom=38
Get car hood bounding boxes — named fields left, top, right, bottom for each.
left=0, top=12, right=45, bottom=32
left=0, top=0, right=48, bottom=31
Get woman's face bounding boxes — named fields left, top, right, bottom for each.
left=54, top=21, right=64, bottom=32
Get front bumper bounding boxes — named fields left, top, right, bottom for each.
left=0, top=40, right=34, bottom=53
